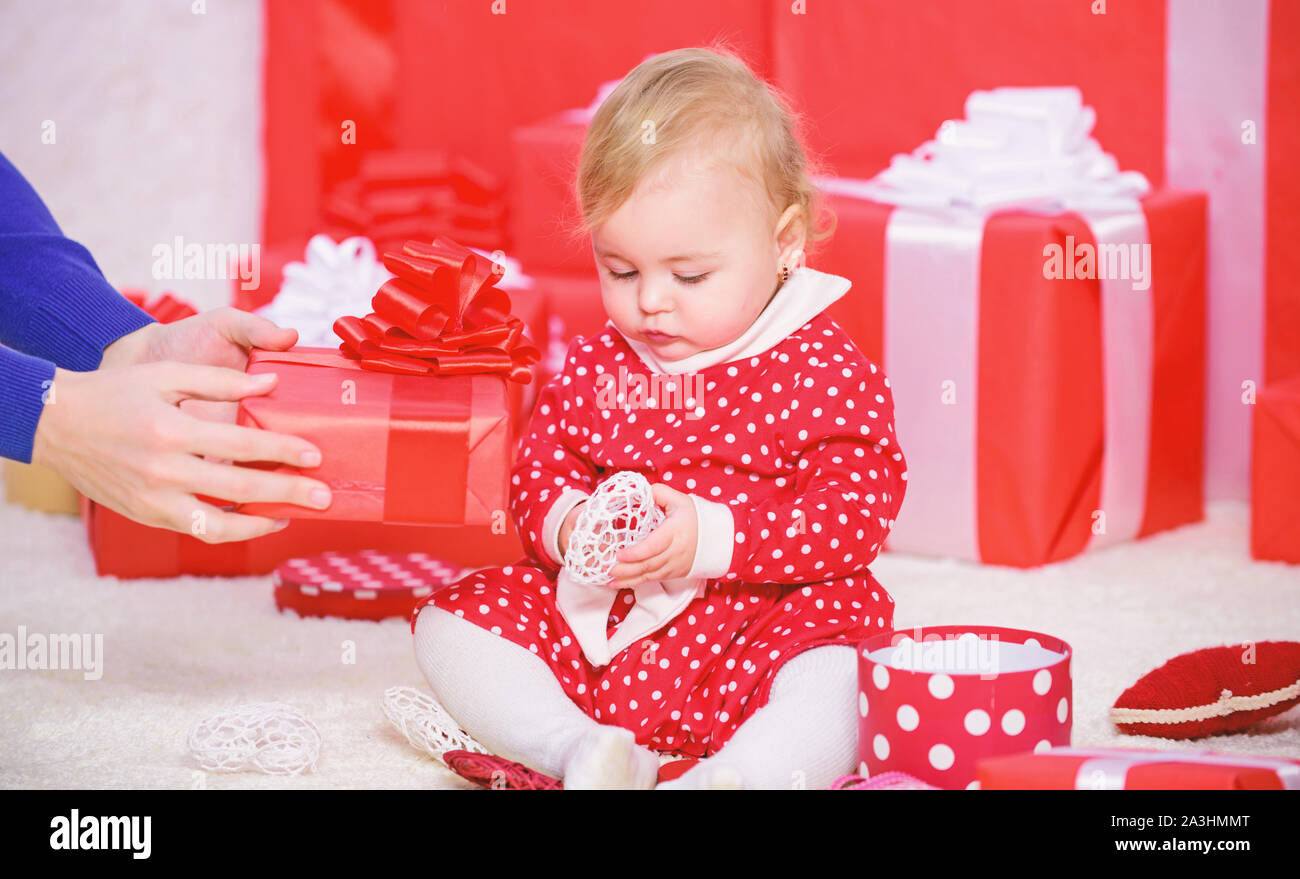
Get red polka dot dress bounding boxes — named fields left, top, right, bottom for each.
left=412, top=268, right=907, bottom=760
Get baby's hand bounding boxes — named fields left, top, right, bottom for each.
left=608, top=483, right=698, bottom=589
left=559, top=501, right=587, bottom=561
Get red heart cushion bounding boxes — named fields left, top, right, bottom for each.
left=1110, top=641, right=1300, bottom=739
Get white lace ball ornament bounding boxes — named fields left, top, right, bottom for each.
left=382, top=685, right=488, bottom=763
left=565, top=471, right=663, bottom=586
left=188, top=702, right=321, bottom=776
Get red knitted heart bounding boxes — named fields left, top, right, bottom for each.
left=1110, top=641, right=1300, bottom=739
left=443, top=751, right=563, bottom=790
left=442, top=750, right=701, bottom=788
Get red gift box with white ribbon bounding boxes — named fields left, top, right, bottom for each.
left=857, top=625, right=1073, bottom=791
left=977, top=746, right=1300, bottom=790
left=814, top=88, right=1206, bottom=567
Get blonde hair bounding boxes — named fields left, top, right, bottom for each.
left=565, top=42, right=836, bottom=260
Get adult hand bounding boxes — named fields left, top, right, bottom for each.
left=100, top=307, right=298, bottom=424
left=32, top=361, right=331, bottom=543
left=607, top=483, right=699, bottom=589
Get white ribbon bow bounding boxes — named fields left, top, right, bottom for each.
left=256, top=234, right=392, bottom=347
left=819, top=86, right=1151, bottom=215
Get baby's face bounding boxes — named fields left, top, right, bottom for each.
left=592, top=152, right=791, bottom=361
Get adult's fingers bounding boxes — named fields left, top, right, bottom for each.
left=149, top=361, right=279, bottom=403
left=179, top=456, right=332, bottom=510
left=179, top=417, right=322, bottom=468
left=209, top=307, right=299, bottom=351
left=167, top=494, right=292, bottom=544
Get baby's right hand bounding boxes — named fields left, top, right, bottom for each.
left=558, top=501, right=587, bottom=561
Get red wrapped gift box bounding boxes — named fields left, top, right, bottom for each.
left=237, top=236, right=539, bottom=526
left=510, top=114, right=590, bottom=273
left=814, top=182, right=1206, bottom=567
left=321, top=149, right=509, bottom=260
left=79, top=494, right=526, bottom=579
left=235, top=348, right=510, bottom=525
left=527, top=269, right=606, bottom=350
left=1251, top=374, right=1300, bottom=563
left=977, top=746, right=1300, bottom=790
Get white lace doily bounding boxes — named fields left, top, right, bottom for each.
left=382, top=686, right=488, bottom=763
left=188, top=702, right=321, bottom=776
left=565, top=471, right=663, bottom=586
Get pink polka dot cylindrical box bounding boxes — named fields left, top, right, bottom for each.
left=857, top=625, right=1073, bottom=790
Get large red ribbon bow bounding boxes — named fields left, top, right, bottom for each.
left=332, top=237, right=539, bottom=383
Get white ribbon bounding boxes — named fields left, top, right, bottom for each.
left=882, top=207, right=985, bottom=561
left=1052, top=747, right=1300, bottom=790
left=1081, top=210, right=1153, bottom=551
left=256, top=234, right=392, bottom=347
left=847, top=87, right=1150, bottom=215
left=823, top=86, right=1156, bottom=561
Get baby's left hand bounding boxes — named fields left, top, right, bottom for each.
left=607, top=483, right=698, bottom=589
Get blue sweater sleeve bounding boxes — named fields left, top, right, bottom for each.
left=0, top=346, right=57, bottom=464
left=0, top=150, right=157, bottom=463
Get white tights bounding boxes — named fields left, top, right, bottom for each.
left=413, top=605, right=860, bottom=789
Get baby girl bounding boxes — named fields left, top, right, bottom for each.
left=411, top=45, right=907, bottom=789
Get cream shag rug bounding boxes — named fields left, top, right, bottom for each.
left=1, top=498, right=1296, bottom=789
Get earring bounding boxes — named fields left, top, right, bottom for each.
left=781, top=264, right=790, bottom=283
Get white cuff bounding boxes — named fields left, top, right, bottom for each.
left=685, top=494, right=735, bottom=579
left=541, top=488, right=591, bottom=567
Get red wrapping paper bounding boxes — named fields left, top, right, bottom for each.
left=235, top=236, right=540, bottom=525
left=321, top=149, right=509, bottom=260
left=1251, top=374, right=1300, bottom=563
left=527, top=269, right=605, bottom=349
left=235, top=348, right=509, bottom=525
left=977, top=747, right=1300, bottom=790
left=509, top=114, right=590, bottom=272
left=261, top=0, right=771, bottom=248
left=121, top=289, right=198, bottom=323
left=814, top=186, right=1205, bottom=566
left=502, top=285, right=551, bottom=424
left=79, top=494, right=526, bottom=579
